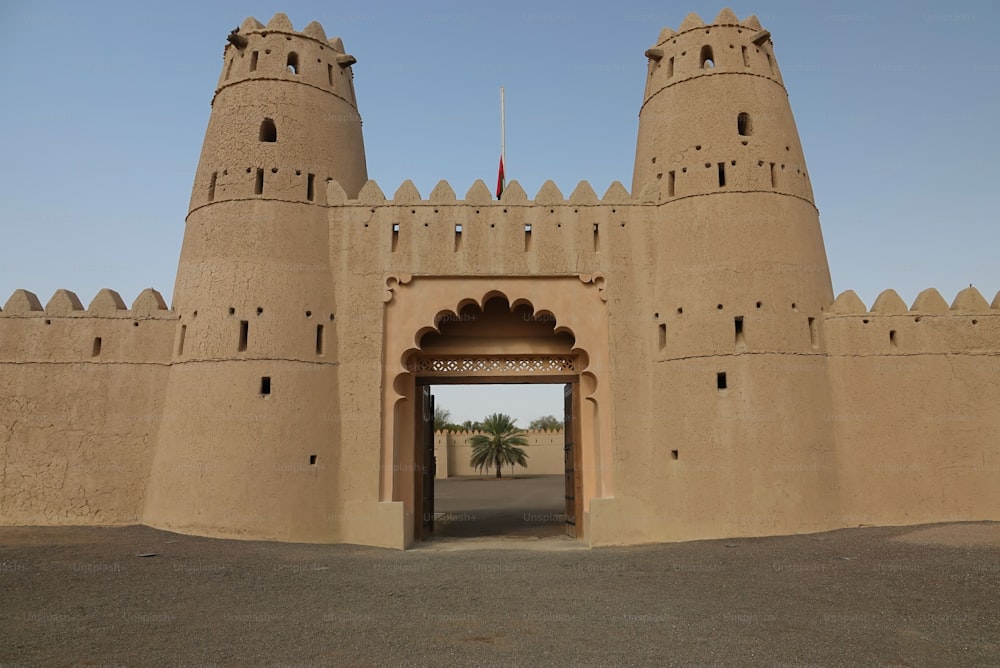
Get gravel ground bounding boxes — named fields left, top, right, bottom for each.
left=1, top=499, right=998, bottom=666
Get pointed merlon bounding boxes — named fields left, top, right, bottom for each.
left=534, top=180, right=564, bottom=205
left=910, top=288, right=949, bottom=313
left=992, top=291, right=1000, bottom=309
left=500, top=180, right=528, bottom=203
left=266, top=13, right=294, bottom=31
left=828, top=290, right=867, bottom=314
left=302, top=21, right=327, bottom=42
left=3, top=289, right=43, bottom=314
left=656, top=27, right=674, bottom=44
left=678, top=12, right=705, bottom=32
left=602, top=181, right=631, bottom=203
left=870, top=289, right=907, bottom=314
left=392, top=180, right=422, bottom=204
left=328, top=37, right=345, bottom=53
left=326, top=179, right=348, bottom=204
left=357, top=180, right=386, bottom=204
left=714, top=8, right=739, bottom=24
left=951, top=286, right=990, bottom=311
left=464, top=180, right=493, bottom=204
left=742, top=15, right=763, bottom=30
left=88, top=289, right=127, bottom=315
left=240, top=16, right=264, bottom=32
left=45, top=289, right=84, bottom=315
left=430, top=180, right=457, bottom=202
left=569, top=180, right=598, bottom=204
left=132, top=288, right=168, bottom=316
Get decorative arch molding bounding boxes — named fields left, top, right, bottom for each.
left=379, top=275, right=615, bottom=546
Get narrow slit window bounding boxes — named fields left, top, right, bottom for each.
left=717, top=372, right=727, bottom=390
left=718, top=162, right=726, bottom=187
left=889, top=329, right=897, bottom=348
left=306, top=173, right=315, bottom=201
left=316, top=324, right=324, bottom=355
left=309, top=455, right=317, bottom=465
left=91, top=337, right=102, bottom=357
left=769, top=162, right=777, bottom=189
left=741, top=45, right=750, bottom=67
left=260, top=376, right=271, bottom=396
left=238, top=320, right=248, bottom=352
left=250, top=51, right=258, bottom=72
left=737, top=112, right=752, bottom=136
left=327, top=64, right=334, bottom=86
left=667, top=170, right=675, bottom=197
left=454, top=224, right=462, bottom=252
left=259, top=118, right=276, bottom=142
left=808, top=317, right=818, bottom=349
left=524, top=224, right=532, bottom=252
left=667, top=56, right=674, bottom=77
left=734, top=316, right=745, bottom=347
left=700, top=45, right=714, bottom=69
left=254, top=168, right=264, bottom=195
left=392, top=223, right=400, bottom=252
left=286, top=52, right=299, bottom=74
left=177, top=325, right=186, bottom=355
left=593, top=223, right=599, bottom=252
left=225, top=57, right=234, bottom=80
left=658, top=323, right=667, bottom=351
left=766, top=52, right=774, bottom=73
left=208, top=172, right=217, bottom=202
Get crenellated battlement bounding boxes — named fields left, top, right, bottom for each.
left=827, top=286, right=999, bottom=315
left=824, top=287, right=1000, bottom=356
left=329, top=178, right=637, bottom=207
left=0, top=288, right=172, bottom=318
left=0, top=288, right=175, bottom=364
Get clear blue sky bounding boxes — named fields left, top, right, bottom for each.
left=1, top=1, right=997, bottom=425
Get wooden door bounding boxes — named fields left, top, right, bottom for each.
left=563, top=382, right=577, bottom=538
left=421, top=386, right=435, bottom=538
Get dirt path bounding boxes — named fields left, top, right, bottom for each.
left=2, top=520, right=998, bottom=666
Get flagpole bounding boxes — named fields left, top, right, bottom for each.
left=500, top=86, right=506, bottom=177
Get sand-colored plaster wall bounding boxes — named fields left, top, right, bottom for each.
left=0, top=289, right=174, bottom=524
left=823, top=288, right=1000, bottom=527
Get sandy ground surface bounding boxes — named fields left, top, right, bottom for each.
left=2, top=476, right=999, bottom=666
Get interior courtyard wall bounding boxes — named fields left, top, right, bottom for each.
left=437, top=430, right=566, bottom=478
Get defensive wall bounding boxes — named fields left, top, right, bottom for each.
left=0, top=288, right=174, bottom=525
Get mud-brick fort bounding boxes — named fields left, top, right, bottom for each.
left=1, top=9, right=997, bottom=549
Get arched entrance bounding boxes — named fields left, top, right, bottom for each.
left=381, top=275, right=613, bottom=547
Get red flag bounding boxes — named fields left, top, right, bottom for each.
left=496, top=155, right=505, bottom=199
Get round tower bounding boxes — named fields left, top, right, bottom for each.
left=143, top=14, right=366, bottom=541
left=628, top=10, right=839, bottom=539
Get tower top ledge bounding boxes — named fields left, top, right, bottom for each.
left=653, top=8, right=766, bottom=46
left=232, top=13, right=346, bottom=52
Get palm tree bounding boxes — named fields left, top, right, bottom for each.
left=469, top=413, right=529, bottom=479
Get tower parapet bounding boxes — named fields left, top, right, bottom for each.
left=634, top=9, right=811, bottom=203
left=189, top=13, right=367, bottom=213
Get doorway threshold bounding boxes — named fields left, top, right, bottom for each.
left=411, top=534, right=588, bottom=552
